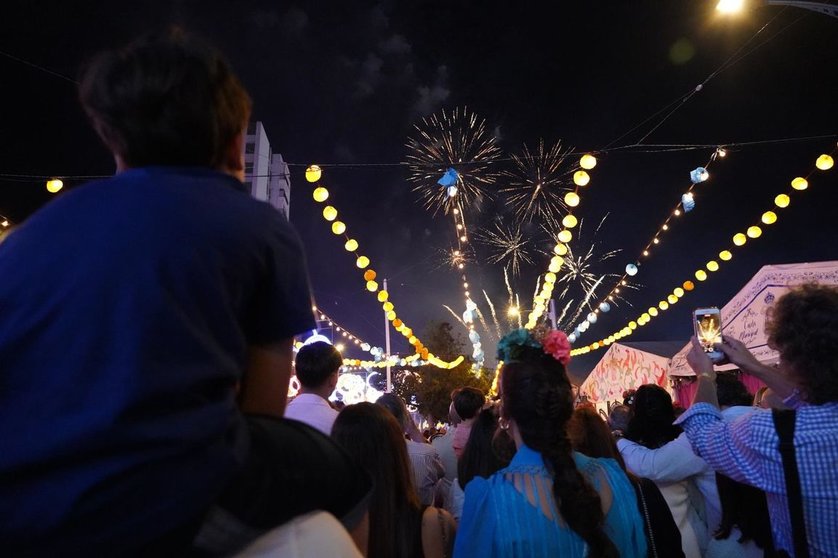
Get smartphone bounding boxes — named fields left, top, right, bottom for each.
left=693, top=307, right=724, bottom=364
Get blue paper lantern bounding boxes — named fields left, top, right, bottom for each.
left=682, top=192, right=695, bottom=212
left=626, top=263, right=638, bottom=276
left=599, top=302, right=611, bottom=313
left=690, top=167, right=709, bottom=184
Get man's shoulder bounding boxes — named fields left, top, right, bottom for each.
left=408, top=440, right=440, bottom=457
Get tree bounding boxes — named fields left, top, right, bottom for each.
left=393, top=321, right=494, bottom=424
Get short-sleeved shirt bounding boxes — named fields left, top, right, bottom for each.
left=0, top=167, right=315, bottom=554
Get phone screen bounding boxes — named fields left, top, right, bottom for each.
left=694, top=309, right=722, bottom=352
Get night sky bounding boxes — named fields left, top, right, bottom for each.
left=2, top=1, right=836, bottom=377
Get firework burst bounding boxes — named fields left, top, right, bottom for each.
left=476, top=220, right=535, bottom=277
left=501, top=139, right=574, bottom=223
left=406, top=107, right=502, bottom=215
left=543, top=215, right=625, bottom=330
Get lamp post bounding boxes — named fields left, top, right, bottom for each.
left=717, top=0, right=838, bottom=18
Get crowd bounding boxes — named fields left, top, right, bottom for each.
left=1, top=28, right=837, bottom=558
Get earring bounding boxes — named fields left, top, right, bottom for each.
left=499, top=418, right=509, bottom=431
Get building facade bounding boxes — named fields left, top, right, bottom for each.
left=243, top=121, right=291, bottom=220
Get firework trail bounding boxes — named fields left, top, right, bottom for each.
left=500, top=139, right=575, bottom=223
left=406, top=107, right=502, bottom=215
left=476, top=220, right=535, bottom=277
left=482, top=290, right=502, bottom=338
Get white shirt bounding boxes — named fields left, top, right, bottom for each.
left=431, top=427, right=457, bottom=482
left=284, top=393, right=338, bottom=436
left=406, top=439, right=445, bottom=506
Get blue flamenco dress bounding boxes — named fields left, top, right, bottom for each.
left=453, top=444, right=647, bottom=557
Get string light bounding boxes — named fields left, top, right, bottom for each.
left=571, top=145, right=834, bottom=356
left=308, top=163, right=464, bottom=369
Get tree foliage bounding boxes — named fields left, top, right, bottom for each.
left=393, top=321, right=494, bottom=424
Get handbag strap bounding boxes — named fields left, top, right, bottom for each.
left=772, top=409, right=809, bottom=558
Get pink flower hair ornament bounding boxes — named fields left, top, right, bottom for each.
left=541, top=329, right=572, bottom=365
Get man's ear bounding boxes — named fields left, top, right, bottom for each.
left=222, top=128, right=246, bottom=181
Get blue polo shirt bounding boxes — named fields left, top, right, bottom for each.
left=0, top=167, right=315, bottom=554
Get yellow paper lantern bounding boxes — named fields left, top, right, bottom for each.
left=791, top=177, right=808, bottom=191
left=383, top=301, right=394, bottom=312
left=377, top=290, right=389, bottom=302
left=649, top=307, right=659, bottom=317
left=580, top=154, right=597, bottom=170
left=554, top=243, right=568, bottom=256
left=356, top=255, right=370, bottom=268
left=573, top=171, right=590, bottom=187
left=562, top=215, right=578, bottom=228
left=667, top=295, right=677, bottom=305
left=707, top=261, right=719, bottom=272
left=312, top=187, right=329, bottom=202
left=322, top=206, right=338, bottom=221
left=628, top=321, right=637, bottom=330
left=345, top=238, right=359, bottom=252
left=684, top=280, right=695, bottom=291
left=733, top=233, right=747, bottom=246
left=545, top=272, right=557, bottom=284
left=747, top=226, right=762, bottom=239
left=364, top=269, right=377, bottom=281
left=331, top=221, right=346, bottom=235
left=672, top=288, right=684, bottom=299
left=695, top=269, right=708, bottom=281
left=659, top=301, right=669, bottom=310
left=719, top=250, right=732, bottom=261
left=775, top=194, right=790, bottom=208
left=641, top=312, right=650, bottom=322
left=305, top=165, right=322, bottom=183
left=366, top=280, right=378, bottom=292
left=557, top=229, right=573, bottom=243
left=816, top=154, right=834, bottom=170
left=565, top=192, right=580, bottom=207
left=761, top=211, right=777, bottom=225
left=407, top=335, right=418, bottom=345
left=386, top=310, right=397, bottom=321
left=46, top=179, right=64, bottom=193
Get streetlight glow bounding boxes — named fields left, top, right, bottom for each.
left=717, top=0, right=745, bottom=12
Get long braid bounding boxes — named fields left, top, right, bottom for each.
left=503, top=353, right=618, bottom=558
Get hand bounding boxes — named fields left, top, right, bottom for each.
left=716, top=335, right=761, bottom=372
left=687, top=336, right=716, bottom=380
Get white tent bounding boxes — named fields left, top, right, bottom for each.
left=668, top=260, right=838, bottom=377
left=579, top=342, right=679, bottom=414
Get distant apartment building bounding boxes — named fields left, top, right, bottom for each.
left=243, top=121, right=291, bottom=220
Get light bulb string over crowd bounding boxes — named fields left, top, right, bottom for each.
left=305, top=163, right=465, bottom=371
left=311, top=305, right=383, bottom=357
left=570, top=147, right=726, bottom=344
left=571, top=147, right=836, bottom=356
left=524, top=153, right=599, bottom=330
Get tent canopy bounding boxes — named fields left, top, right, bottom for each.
left=579, top=342, right=674, bottom=411
left=669, top=260, right=838, bottom=377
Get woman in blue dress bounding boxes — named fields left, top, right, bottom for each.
left=454, top=328, right=647, bottom=558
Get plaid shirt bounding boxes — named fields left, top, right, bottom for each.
left=676, top=402, right=838, bottom=558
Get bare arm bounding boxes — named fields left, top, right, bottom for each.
left=238, top=337, right=294, bottom=417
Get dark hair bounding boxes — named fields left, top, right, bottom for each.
left=501, top=348, right=617, bottom=558
left=294, top=342, right=342, bottom=388
left=332, top=403, right=421, bottom=558
left=716, top=373, right=753, bottom=408
left=715, top=473, right=773, bottom=549
left=457, top=407, right=512, bottom=490
left=452, top=387, right=485, bottom=421
left=376, top=393, right=408, bottom=429
left=625, top=384, right=681, bottom=449
left=79, top=27, right=251, bottom=168
left=766, top=284, right=838, bottom=404
left=607, top=404, right=631, bottom=433
left=567, top=406, right=628, bottom=471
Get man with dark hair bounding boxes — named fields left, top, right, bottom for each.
left=285, top=341, right=343, bottom=435
left=0, top=29, right=368, bottom=555
left=682, top=284, right=838, bottom=556
left=452, top=387, right=486, bottom=459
